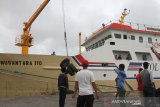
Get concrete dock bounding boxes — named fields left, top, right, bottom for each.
left=0, top=94, right=104, bottom=107
left=1, top=93, right=160, bottom=107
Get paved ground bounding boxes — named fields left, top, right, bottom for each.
left=0, top=94, right=104, bottom=107
left=1, top=93, right=160, bottom=107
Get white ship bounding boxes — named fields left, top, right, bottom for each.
left=73, top=19, right=160, bottom=80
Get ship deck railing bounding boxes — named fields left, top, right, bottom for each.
left=106, top=20, right=160, bottom=31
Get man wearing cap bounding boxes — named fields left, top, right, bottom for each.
left=72, top=60, right=99, bottom=107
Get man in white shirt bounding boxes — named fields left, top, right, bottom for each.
left=72, top=60, right=99, bottom=107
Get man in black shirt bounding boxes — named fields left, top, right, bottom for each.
left=58, top=68, right=69, bottom=107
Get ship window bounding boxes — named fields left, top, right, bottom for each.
left=123, top=35, right=127, bottom=39
left=91, top=45, right=93, bottom=49
left=99, top=42, right=102, bottom=46
left=95, top=43, right=98, bottom=48
left=131, top=35, right=135, bottom=40
left=135, top=52, right=153, bottom=61
left=148, top=37, right=152, bottom=43
left=108, top=35, right=112, bottom=39
left=113, top=50, right=132, bottom=60
left=139, top=37, right=143, bottom=43
left=98, top=40, right=101, bottom=47
left=92, top=44, right=95, bottom=49
left=105, top=35, right=112, bottom=40
left=110, top=42, right=115, bottom=45
left=102, top=39, right=105, bottom=42
left=155, top=39, right=157, bottom=41
left=114, top=34, right=121, bottom=39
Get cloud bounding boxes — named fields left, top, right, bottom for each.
left=123, top=0, right=160, bottom=26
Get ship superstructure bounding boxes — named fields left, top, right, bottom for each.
left=73, top=20, right=160, bottom=80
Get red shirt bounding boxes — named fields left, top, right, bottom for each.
left=136, top=73, right=143, bottom=91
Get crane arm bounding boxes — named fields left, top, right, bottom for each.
left=119, top=8, right=130, bottom=24
left=15, top=0, right=50, bottom=54
left=23, top=0, right=50, bottom=31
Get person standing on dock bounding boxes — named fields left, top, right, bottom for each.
left=135, top=68, right=144, bottom=106
left=136, top=68, right=143, bottom=92
left=114, top=64, right=127, bottom=107
left=58, top=67, right=69, bottom=107
left=115, top=64, right=127, bottom=97
left=72, top=60, right=99, bottom=107
left=141, top=62, right=155, bottom=107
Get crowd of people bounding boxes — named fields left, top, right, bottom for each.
left=57, top=47, right=159, bottom=107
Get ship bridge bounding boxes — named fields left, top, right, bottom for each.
left=80, top=20, right=160, bottom=80
left=82, top=21, right=160, bottom=57
left=83, top=20, right=160, bottom=47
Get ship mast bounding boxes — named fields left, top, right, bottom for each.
left=79, top=32, right=82, bottom=54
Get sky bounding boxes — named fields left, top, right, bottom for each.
left=0, top=0, right=160, bottom=56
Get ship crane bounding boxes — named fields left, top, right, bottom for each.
left=119, top=8, right=130, bottom=24
left=15, top=0, right=50, bottom=54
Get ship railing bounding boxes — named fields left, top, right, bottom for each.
left=15, top=35, right=34, bottom=47
left=85, top=20, right=160, bottom=43
left=106, top=20, right=160, bottom=32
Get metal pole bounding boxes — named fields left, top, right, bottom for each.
left=79, top=32, right=82, bottom=54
